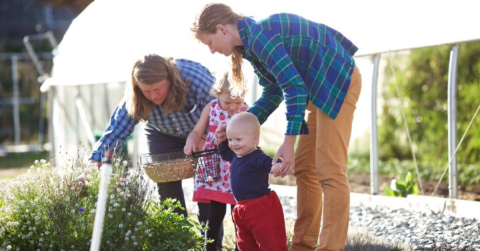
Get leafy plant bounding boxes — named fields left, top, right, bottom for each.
left=383, top=172, right=419, bottom=197
left=0, top=150, right=206, bottom=250
left=379, top=42, right=480, bottom=164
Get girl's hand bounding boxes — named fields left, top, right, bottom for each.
left=273, top=135, right=296, bottom=177
left=214, top=124, right=227, bottom=145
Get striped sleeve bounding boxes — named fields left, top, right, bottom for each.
left=249, top=30, right=309, bottom=135
left=90, top=100, right=138, bottom=161
left=247, top=71, right=283, bottom=125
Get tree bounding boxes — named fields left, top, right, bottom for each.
left=379, top=42, right=480, bottom=165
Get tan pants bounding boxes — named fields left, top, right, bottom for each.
left=291, top=66, right=362, bottom=251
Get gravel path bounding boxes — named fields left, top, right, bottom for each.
left=349, top=205, right=480, bottom=250
left=183, top=181, right=480, bottom=251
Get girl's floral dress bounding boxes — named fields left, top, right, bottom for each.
left=192, top=98, right=247, bottom=205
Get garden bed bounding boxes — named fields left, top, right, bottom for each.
left=269, top=172, right=480, bottom=201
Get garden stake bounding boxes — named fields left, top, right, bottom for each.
left=90, top=152, right=113, bottom=251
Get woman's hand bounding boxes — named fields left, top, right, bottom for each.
left=89, top=159, right=102, bottom=169
left=273, top=135, right=296, bottom=177
left=184, top=133, right=203, bottom=155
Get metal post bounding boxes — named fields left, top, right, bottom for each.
left=75, top=86, right=80, bottom=145
left=48, top=87, right=56, bottom=161
left=38, top=93, right=45, bottom=149
left=12, top=55, right=21, bottom=145
left=23, top=37, right=46, bottom=77
left=75, top=93, right=96, bottom=148
left=448, top=44, right=459, bottom=199
left=90, top=154, right=113, bottom=251
left=370, top=54, right=380, bottom=195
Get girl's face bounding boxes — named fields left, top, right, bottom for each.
left=137, top=80, right=170, bottom=105
left=217, top=92, right=244, bottom=115
left=197, top=26, right=234, bottom=56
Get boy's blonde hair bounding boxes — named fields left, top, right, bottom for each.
left=227, top=112, right=260, bottom=136
left=210, top=71, right=248, bottom=99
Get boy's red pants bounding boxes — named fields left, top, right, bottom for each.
left=233, top=191, right=288, bottom=251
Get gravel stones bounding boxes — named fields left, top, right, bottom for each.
left=349, top=206, right=480, bottom=250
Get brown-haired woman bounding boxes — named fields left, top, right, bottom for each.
left=90, top=54, right=215, bottom=216
left=192, top=3, right=362, bottom=251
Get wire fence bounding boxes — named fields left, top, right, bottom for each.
left=0, top=52, right=53, bottom=151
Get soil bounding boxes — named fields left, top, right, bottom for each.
left=270, top=172, right=480, bottom=202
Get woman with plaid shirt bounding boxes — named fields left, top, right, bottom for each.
left=90, top=54, right=215, bottom=217
left=192, top=4, right=362, bottom=251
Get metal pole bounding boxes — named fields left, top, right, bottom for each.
left=448, top=44, right=459, bottom=199
left=23, top=37, right=46, bottom=77
left=48, top=88, right=56, bottom=162
left=75, top=87, right=80, bottom=145
left=90, top=154, right=113, bottom=251
left=12, top=55, right=21, bottom=145
left=370, top=54, right=380, bottom=195
left=75, top=94, right=97, bottom=148
left=45, top=31, right=59, bottom=48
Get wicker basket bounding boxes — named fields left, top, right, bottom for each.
left=139, top=151, right=194, bottom=183
left=192, top=148, right=221, bottom=183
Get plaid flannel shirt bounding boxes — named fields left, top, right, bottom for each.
left=239, top=14, right=358, bottom=135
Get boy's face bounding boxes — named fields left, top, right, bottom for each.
left=226, top=124, right=258, bottom=157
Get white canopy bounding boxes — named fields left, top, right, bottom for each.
left=42, top=0, right=480, bottom=89
left=41, top=0, right=480, bottom=166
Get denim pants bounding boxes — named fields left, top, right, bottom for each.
left=145, top=124, right=188, bottom=217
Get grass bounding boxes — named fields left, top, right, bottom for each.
left=0, top=167, right=28, bottom=180
left=0, top=150, right=49, bottom=168
left=0, top=151, right=49, bottom=187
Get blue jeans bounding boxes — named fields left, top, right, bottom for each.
left=145, top=124, right=187, bottom=217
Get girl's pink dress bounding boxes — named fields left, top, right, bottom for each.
left=192, top=98, right=247, bottom=205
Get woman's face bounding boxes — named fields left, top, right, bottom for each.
left=197, top=26, right=234, bottom=56
left=137, top=79, right=171, bottom=105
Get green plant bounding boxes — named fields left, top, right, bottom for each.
left=383, top=172, right=419, bottom=197
left=0, top=151, right=206, bottom=250
left=379, top=42, right=480, bottom=165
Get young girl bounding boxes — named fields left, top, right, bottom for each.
left=184, top=71, right=247, bottom=251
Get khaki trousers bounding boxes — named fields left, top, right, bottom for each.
left=291, top=66, right=362, bottom=251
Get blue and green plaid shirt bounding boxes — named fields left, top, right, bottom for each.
left=239, top=14, right=358, bottom=135
left=90, top=59, right=215, bottom=161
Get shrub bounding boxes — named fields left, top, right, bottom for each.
left=0, top=151, right=205, bottom=250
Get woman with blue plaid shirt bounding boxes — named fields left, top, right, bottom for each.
left=192, top=3, right=362, bottom=251
left=89, top=54, right=215, bottom=217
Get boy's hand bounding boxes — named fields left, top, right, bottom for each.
left=270, top=163, right=283, bottom=177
